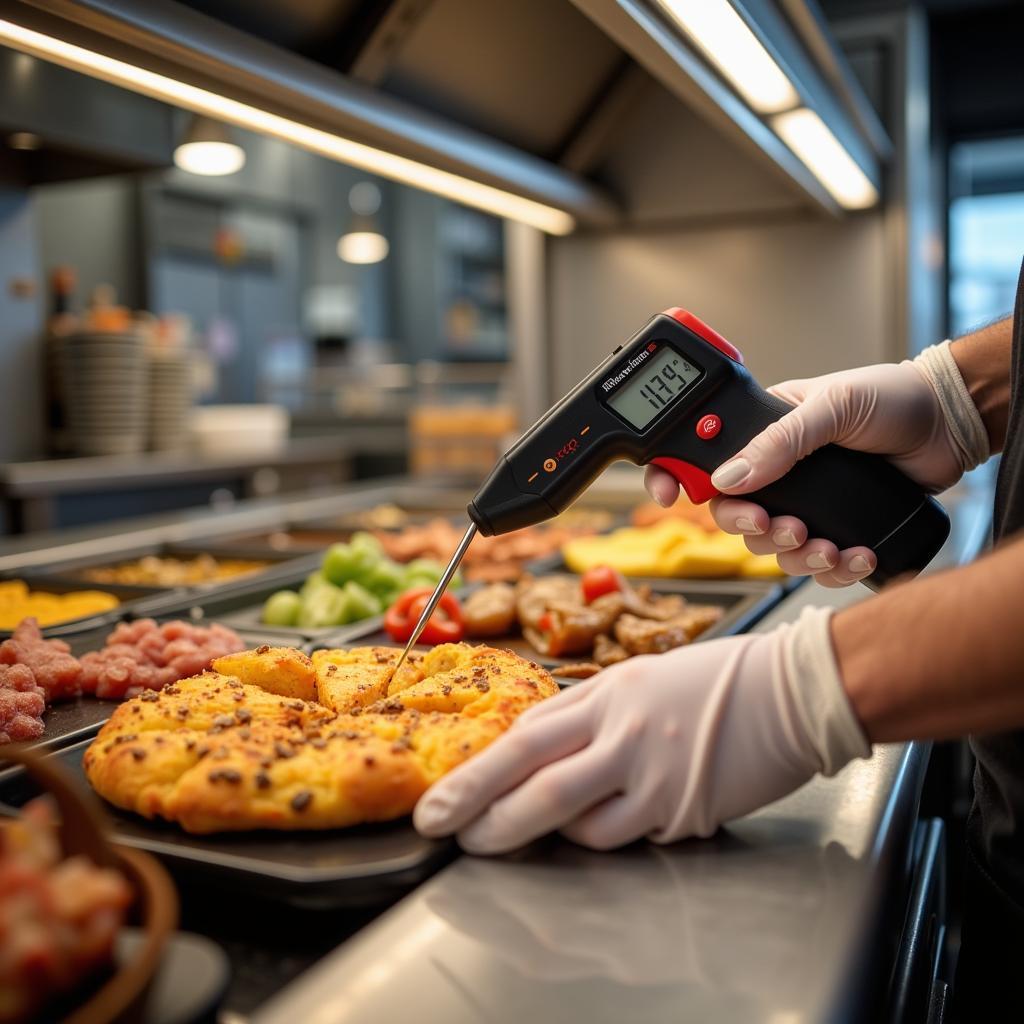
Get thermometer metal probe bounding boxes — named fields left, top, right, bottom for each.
left=397, top=307, right=951, bottom=655
left=392, top=522, right=478, bottom=675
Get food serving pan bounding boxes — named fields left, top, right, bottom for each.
left=6, top=623, right=305, bottom=758
left=209, top=505, right=617, bottom=559
left=0, top=574, right=176, bottom=640
left=0, top=738, right=456, bottom=909
left=34, top=542, right=317, bottom=594
left=322, top=577, right=784, bottom=677
left=134, top=565, right=385, bottom=644
left=208, top=497, right=488, bottom=553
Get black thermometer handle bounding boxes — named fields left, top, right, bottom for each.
left=470, top=309, right=949, bottom=591
left=655, top=376, right=950, bottom=589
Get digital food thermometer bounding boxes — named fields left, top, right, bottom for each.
left=395, top=307, right=950, bottom=665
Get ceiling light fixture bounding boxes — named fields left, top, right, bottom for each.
left=656, top=0, right=799, bottom=114
left=338, top=182, right=389, bottom=264
left=8, top=130, right=41, bottom=150
left=174, top=114, right=246, bottom=175
left=337, top=231, right=389, bottom=264
left=0, top=19, right=575, bottom=235
left=772, top=108, right=879, bottom=209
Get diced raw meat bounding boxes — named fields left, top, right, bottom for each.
left=0, top=618, right=82, bottom=702
left=77, top=619, right=244, bottom=699
left=0, top=663, right=46, bottom=742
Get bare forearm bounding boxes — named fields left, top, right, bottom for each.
left=950, top=316, right=1013, bottom=453
left=833, top=534, right=1024, bottom=742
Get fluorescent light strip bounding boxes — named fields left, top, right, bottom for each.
left=0, top=19, right=576, bottom=235
left=772, top=108, right=878, bottom=209
left=657, top=0, right=798, bottom=114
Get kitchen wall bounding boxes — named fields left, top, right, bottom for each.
left=548, top=211, right=888, bottom=396
left=34, top=176, right=143, bottom=309
left=151, top=120, right=396, bottom=341
left=546, top=8, right=936, bottom=401
left=0, top=189, right=43, bottom=464
left=547, top=74, right=891, bottom=395
left=33, top=125, right=396, bottom=339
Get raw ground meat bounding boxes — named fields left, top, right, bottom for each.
left=0, top=618, right=83, bottom=702
left=0, top=663, right=45, bottom=743
left=79, top=618, right=244, bottom=700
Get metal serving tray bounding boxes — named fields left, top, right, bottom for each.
left=205, top=502, right=474, bottom=555
left=136, top=566, right=386, bottom=643
left=0, top=739, right=456, bottom=909
left=34, top=542, right=317, bottom=593
left=0, top=574, right=177, bottom=640
left=6, top=623, right=304, bottom=756
left=319, top=577, right=783, bottom=675
left=208, top=507, right=618, bottom=559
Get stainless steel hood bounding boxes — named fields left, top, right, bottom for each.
left=0, top=0, right=888, bottom=227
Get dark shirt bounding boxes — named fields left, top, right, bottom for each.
left=967, top=256, right=1024, bottom=907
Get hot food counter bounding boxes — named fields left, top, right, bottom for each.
left=0, top=472, right=991, bottom=1023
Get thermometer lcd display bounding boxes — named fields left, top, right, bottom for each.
left=605, top=347, right=701, bottom=430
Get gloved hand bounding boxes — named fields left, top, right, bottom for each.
left=413, top=607, right=870, bottom=854
left=644, top=342, right=989, bottom=586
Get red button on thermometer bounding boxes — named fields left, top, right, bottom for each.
left=696, top=414, right=722, bottom=440
left=466, top=308, right=949, bottom=591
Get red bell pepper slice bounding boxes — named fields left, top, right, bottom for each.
left=384, top=587, right=465, bottom=645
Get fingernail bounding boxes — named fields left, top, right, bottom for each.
left=711, top=458, right=750, bottom=490
left=806, top=552, right=835, bottom=570
left=849, top=555, right=872, bottom=575
left=414, top=796, right=450, bottom=834
left=735, top=516, right=761, bottom=535
left=772, top=528, right=797, bottom=548
left=652, top=490, right=668, bottom=508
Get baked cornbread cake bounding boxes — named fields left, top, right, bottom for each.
left=83, top=643, right=557, bottom=833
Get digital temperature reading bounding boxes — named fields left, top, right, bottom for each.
left=605, top=347, right=701, bottom=430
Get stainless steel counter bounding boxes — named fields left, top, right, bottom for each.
left=0, top=476, right=450, bottom=571
left=248, top=480, right=992, bottom=1024
left=252, top=745, right=926, bottom=1024
left=0, top=429, right=408, bottom=533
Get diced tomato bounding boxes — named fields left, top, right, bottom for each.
left=580, top=565, right=624, bottom=603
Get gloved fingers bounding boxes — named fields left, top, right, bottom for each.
left=710, top=392, right=840, bottom=495
left=741, top=515, right=808, bottom=555
left=513, top=675, right=600, bottom=726
left=766, top=380, right=811, bottom=406
left=776, top=538, right=841, bottom=577
left=811, top=546, right=876, bottom=588
left=708, top=497, right=770, bottom=536
left=413, top=701, right=593, bottom=838
left=643, top=464, right=681, bottom=508
left=456, top=746, right=620, bottom=855
left=559, top=793, right=652, bottom=851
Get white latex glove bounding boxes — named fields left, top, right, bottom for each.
left=413, top=607, right=870, bottom=854
left=644, top=342, right=989, bottom=587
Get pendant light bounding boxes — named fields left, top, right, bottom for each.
left=337, top=181, right=389, bottom=264
left=174, top=114, right=246, bottom=176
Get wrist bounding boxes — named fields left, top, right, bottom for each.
left=774, top=606, right=871, bottom=776
left=913, top=341, right=991, bottom=472
left=949, top=318, right=1013, bottom=454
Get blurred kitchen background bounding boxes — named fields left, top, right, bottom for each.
left=0, top=0, right=1021, bottom=535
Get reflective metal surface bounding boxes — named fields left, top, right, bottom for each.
left=250, top=479, right=991, bottom=1024
left=253, top=745, right=925, bottom=1024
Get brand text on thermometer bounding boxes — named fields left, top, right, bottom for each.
left=601, top=347, right=653, bottom=392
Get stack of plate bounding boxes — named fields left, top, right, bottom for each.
left=57, top=332, right=148, bottom=456
left=149, top=351, right=193, bottom=451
